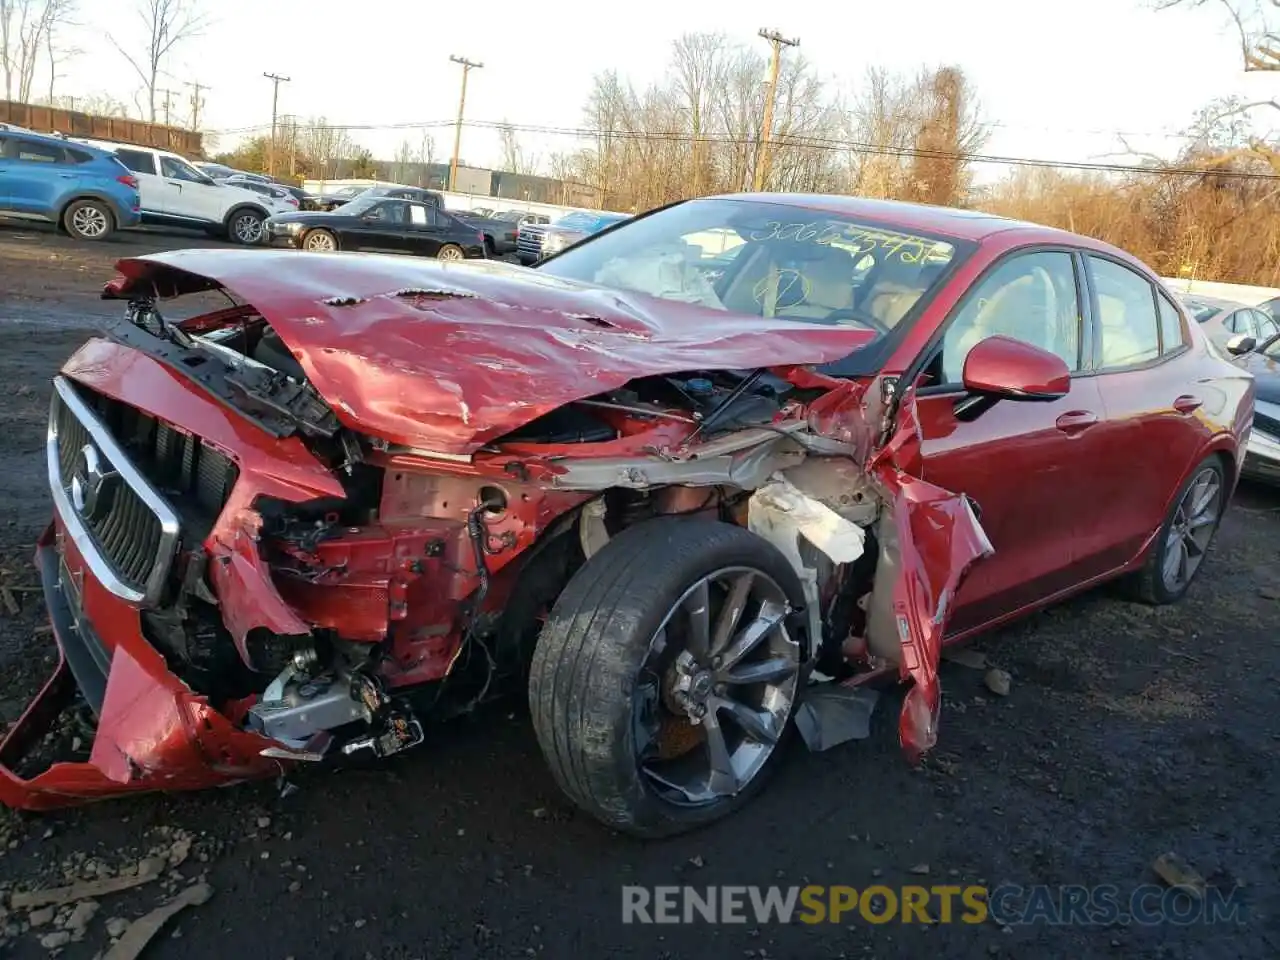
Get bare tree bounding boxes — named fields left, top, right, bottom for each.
left=498, top=119, right=538, bottom=175
left=108, top=0, right=205, bottom=123
left=393, top=139, right=413, bottom=183
left=415, top=129, right=435, bottom=186
left=671, top=32, right=727, bottom=195
left=0, top=0, right=75, bottom=102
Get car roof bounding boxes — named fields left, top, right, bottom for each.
left=701, top=192, right=1117, bottom=245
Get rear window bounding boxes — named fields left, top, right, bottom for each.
left=114, top=148, right=156, bottom=175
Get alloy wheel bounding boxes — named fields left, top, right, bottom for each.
left=72, top=206, right=108, bottom=239
left=633, top=566, right=800, bottom=806
left=233, top=213, right=263, bottom=244
left=1160, top=466, right=1222, bottom=592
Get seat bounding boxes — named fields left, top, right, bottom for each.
left=942, top=267, right=1058, bottom=382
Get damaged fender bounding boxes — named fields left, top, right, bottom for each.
left=869, top=385, right=994, bottom=759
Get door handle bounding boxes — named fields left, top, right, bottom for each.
left=58, top=173, right=77, bottom=179
left=1173, top=395, right=1202, bottom=414
left=1055, top=410, right=1098, bottom=435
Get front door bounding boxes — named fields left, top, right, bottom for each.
left=348, top=200, right=412, bottom=253
left=3, top=136, right=74, bottom=215
left=907, top=247, right=1112, bottom=636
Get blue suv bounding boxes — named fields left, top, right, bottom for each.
left=0, top=130, right=141, bottom=240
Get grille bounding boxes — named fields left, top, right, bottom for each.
left=48, top=378, right=237, bottom=606
left=516, top=224, right=546, bottom=259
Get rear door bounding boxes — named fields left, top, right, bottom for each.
left=1086, top=256, right=1206, bottom=570
left=2, top=136, right=75, bottom=216
left=404, top=201, right=445, bottom=256
left=112, top=147, right=162, bottom=215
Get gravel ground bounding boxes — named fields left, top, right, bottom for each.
left=0, top=221, right=1278, bottom=960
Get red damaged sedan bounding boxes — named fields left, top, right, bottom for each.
left=0, top=195, right=1253, bottom=837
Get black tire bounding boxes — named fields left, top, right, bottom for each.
left=528, top=518, right=807, bottom=839
left=1125, top=454, right=1227, bottom=605
left=436, top=243, right=465, bottom=262
left=224, top=206, right=265, bottom=245
left=62, top=199, right=115, bottom=241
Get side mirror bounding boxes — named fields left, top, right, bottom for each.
left=961, top=335, right=1071, bottom=401
left=1225, top=334, right=1256, bottom=356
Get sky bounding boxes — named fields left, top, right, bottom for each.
left=39, top=0, right=1276, bottom=177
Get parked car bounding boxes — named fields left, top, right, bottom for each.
left=195, top=161, right=273, bottom=183
left=3, top=195, right=1252, bottom=843
left=491, top=209, right=547, bottom=226
left=264, top=193, right=486, bottom=259
left=1218, top=330, right=1280, bottom=484
left=456, top=210, right=520, bottom=255
left=517, top=209, right=631, bottom=264
left=72, top=139, right=292, bottom=244
left=214, top=177, right=300, bottom=211
left=1177, top=293, right=1280, bottom=352
left=311, top=185, right=371, bottom=211
left=0, top=128, right=140, bottom=240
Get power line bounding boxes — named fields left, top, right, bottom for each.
left=204, top=117, right=1280, bottom=182
left=184, top=80, right=210, bottom=131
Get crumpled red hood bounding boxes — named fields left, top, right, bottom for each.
left=105, top=250, right=876, bottom=454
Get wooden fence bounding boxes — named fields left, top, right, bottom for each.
left=0, top=100, right=203, bottom=156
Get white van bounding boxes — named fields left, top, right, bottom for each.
left=72, top=139, right=292, bottom=244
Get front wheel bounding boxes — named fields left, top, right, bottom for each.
left=1127, top=455, right=1227, bottom=604
left=63, top=199, right=114, bottom=241
left=225, top=208, right=265, bottom=245
left=436, top=243, right=464, bottom=261
left=303, top=228, right=337, bottom=252
left=529, top=519, right=807, bottom=838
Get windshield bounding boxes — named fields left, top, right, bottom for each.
left=537, top=197, right=967, bottom=340
left=1180, top=299, right=1226, bottom=323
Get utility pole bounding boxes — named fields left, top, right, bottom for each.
left=753, top=28, right=799, bottom=192
left=448, top=55, right=483, bottom=192
left=157, top=87, right=177, bottom=127
left=263, top=72, right=291, bottom=176
left=184, top=80, right=210, bottom=131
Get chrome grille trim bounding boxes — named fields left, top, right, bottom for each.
left=47, top=376, right=181, bottom=607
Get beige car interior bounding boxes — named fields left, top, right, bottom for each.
left=1095, top=287, right=1160, bottom=368
left=941, top=259, right=1080, bottom=383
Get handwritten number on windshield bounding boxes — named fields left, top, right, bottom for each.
left=747, top=220, right=937, bottom=264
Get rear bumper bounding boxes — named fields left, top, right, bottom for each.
left=0, top=524, right=283, bottom=812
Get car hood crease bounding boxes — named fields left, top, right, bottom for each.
left=104, top=250, right=876, bottom=454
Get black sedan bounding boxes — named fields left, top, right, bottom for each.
left=265, top=196, right=487, bottom=260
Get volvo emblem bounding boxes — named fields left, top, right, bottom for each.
left=69, top=443, right=118, bottom=522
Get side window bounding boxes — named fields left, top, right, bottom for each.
left=67, top=148, right=96, bottom=164
left=1157, top=294, right=1186, bottom=353
left=1255, top=311, right=1280, bottom=341
left=426, top=206, right=448, bottom=227
left=1089, top=256, right=1160, bottom=369
left=939, top=250, right=1081, bottom=384
left=13, top=139, right=64, bottom=163
left=409, top=203, right=429, bottom=226
left=160, top=156, right=205, bottom=182
left=115, top=149, right=156, bottom=175
left=1226, top=310, right=1255, bottom=337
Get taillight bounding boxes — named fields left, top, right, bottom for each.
left=287, top=197, right=299, bottom=207
left=117, top=174, right=139, bottom=189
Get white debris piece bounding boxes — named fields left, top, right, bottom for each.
left=748, top=474, right=867, bottom=572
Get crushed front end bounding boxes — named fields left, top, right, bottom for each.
left=1, top=249, right=992, bottom=814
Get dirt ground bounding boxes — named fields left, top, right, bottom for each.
left=0, top=221, right=1278, bottom=960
